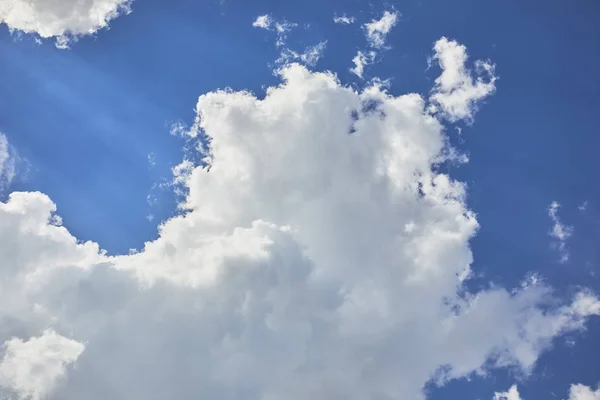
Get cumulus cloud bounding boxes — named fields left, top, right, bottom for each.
left=428, top=37, right=497, bottom=122
left=494, top=385, right=522, bottom=400
left=0, top=0, right=132, bottom=48
left=569, top=384, right=600, bottom=400
left=350, top=50, right=376, bottom=78
left=334, top=14, right=355, bottom=24
left=0, top=330, right=84, bottom=400
left=0, top=40, right=599, bottom=400
left=252, top=14, right=297, bottom=47
left=548, top=201, right=573, bottom=263
left=363, top=10, right=398, bottom=48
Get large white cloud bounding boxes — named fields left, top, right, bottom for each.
left=0, top=39, right=598, bottom=400
left=0, top=0, right=132, bottom=48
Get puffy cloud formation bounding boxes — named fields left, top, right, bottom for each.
left=429, top=37, right=496, bottom=122
left=494, top=385, right=522, bottom=400
left=0, top=330, right=84, bottom=400
left=0, top=0, right=132, bottom=48
left=0, top=133, right=16, bottom=191
left=548, top=201, right=573, bottom=263
left=570, top=384, right=600, bottom=400
left=0, top=39, right=599, bottom=400
left=363, top=10, right=398, bottom=48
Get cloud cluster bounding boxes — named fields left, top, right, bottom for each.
left=494, top=384, right=600, bottom=400
left=548, top=201, right=573, bottom=263
left=0, top=39, right=598, bottom=400
left=0, top=0, right=132, bottom=48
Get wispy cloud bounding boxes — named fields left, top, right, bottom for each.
left=548, top=201, right=573, bottom=263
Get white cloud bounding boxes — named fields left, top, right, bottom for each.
left=252, top=14, right=297, bottom=47
left=0, top=0, right=132, bottom=49
left=579, top=201, right=588, bottom=212
left=363, top=11, right=398, bottom=48
left=334, top=14, right=355, bottom=24
left=494, top=385, right=522, bottom=400
left=0, top=133, right=17, bottom=192
left=428, top=37, right=497, bottom=122
left=350, top=50, right=376, bottom=78
left=569, top=384, right=600, bottom=400
left=0, top=40, right=598, bottom=400
left=0, top=330, right=84, bottom=400
left=548, top=201, right=573, bottom=263
left=277, top=41, right=327, bottom=67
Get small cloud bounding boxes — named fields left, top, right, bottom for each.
left=363, top=10, right=399, bottom=48
left=252, top=14, right=297, bottom=47
left=428, top=37, right=497, bottom=123
left=578, top=201, right=588, bottom=212
left=350, top=50, right=376, bottom=79
left=333, top=14, right=355, bottom=24
left=252, top=14, right=272, bottom=29
left=147, top=152, right=156, bottom=167
left=277, top=41, right=327, bottom=67
left=548, top=201, right=573, bottom=263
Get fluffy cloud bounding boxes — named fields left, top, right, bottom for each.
left=0, top=0, right=132, bottom=48
left=0, top=39, right=599, bottom=400
left=0, top=330, right=84, bottom=400
left=548, top=201, right=573, bottom=263
left=494, top=385, right=522, bottom=400
left=569, top=384, right=600, bottom=400
left=428, top=37, right=496, bottom=122
left=363, top=11, right=398, bottom=48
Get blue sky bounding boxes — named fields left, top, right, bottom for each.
left=0, top=0, right=599, bottom=399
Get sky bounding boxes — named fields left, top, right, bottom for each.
left=0, top=0, right=599, bottom=399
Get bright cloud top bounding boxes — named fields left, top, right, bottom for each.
left=0, top=0, right=132, bottom=48
left=548, top=201, right=573, bottom=263
left=363, top=10, right=398, bottom=48
left=0, top=38, right=598, bottom=400
left=494, top=385, right=522, bottom=400
left=569, top=384, right=600, bottom=400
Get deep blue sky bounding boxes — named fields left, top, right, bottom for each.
left=1, top=0, right=599, bottom=398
